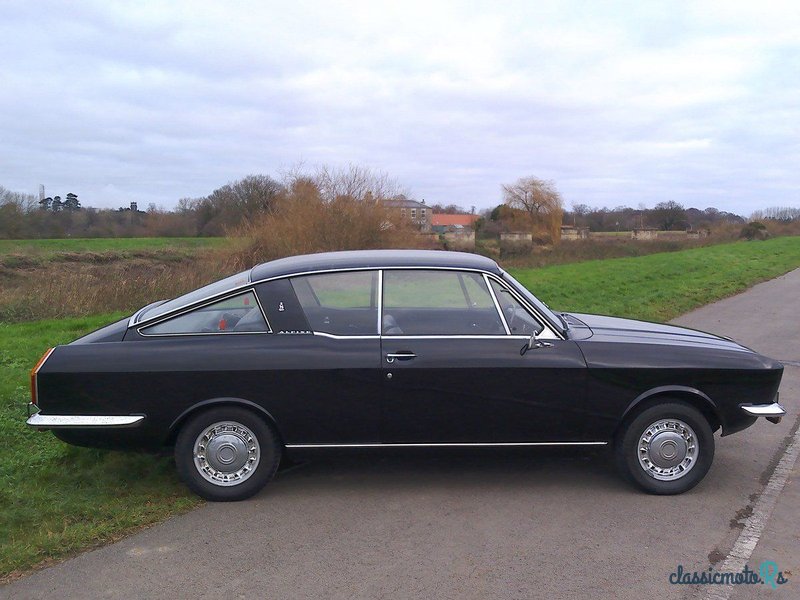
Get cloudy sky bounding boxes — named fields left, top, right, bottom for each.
left=1, top=1, right=798, bottom=214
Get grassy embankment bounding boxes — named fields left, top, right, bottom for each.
left=2, top=236, right=800, bottom=579
left=509, top=236, right=800, bottom=322
left=0, top=238, right=228, bottom=322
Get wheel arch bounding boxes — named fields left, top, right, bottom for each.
left=164, top=397, right=284, bottom=447
left=617, top=386, right=722, bottom=438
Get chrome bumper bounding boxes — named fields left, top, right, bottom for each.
left=26, top=404, right=145, bottom=429
left=740, top=401, right=786, bottom=424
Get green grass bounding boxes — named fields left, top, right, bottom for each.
left=0, top=237, right=226, bottom=256
left=0, top=314, right=200, bottom=580
left=509, top=237, right=800, bottom=322
left=2, top=237, right=800, bottom=579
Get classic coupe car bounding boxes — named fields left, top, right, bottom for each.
left=27, top=250, right=785, bottom=501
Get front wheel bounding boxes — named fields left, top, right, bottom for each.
left=615, top=401, right=714, bottom=495
left=175, top=407, right=281, bottom=501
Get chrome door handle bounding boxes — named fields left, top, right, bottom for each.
left=386, top=352, right=416, bottom=363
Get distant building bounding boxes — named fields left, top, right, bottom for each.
left=382, top=197, right=430, bottom=232
left=560, top=225, right=589, bottom=241
left=631, top=228, right=658, bottom=240
left=443, top=229, right=475, bottom=250
left=431, top=213, right=480, bottom=233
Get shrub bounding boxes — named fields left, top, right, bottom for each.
left=740, top=221, right=769, bottom=241
left=225, top=169, right=433, bottom=269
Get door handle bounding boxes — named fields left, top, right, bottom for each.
left=386, top=352, right=416, bottom=363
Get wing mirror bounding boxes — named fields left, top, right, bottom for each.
left=520, top=331, right=554, bottom=356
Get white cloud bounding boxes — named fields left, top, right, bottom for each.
left=0, top=0, right=798, bottom=215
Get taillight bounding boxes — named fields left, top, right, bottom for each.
left=30, top=348, right=54, bottom=405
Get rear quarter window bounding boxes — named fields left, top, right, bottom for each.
left=140, top=291, right=269, bottom=335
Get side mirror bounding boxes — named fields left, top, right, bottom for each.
left=520, top=331, right=553, bottom=355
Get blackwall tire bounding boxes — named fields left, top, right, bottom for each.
left=615, top=401, right=714, bottom=495
left=175, top=407, right=281, bottom=502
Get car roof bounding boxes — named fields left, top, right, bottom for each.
left=249, top=249, right=502, bottom=282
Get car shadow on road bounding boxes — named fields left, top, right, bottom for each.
left=264, top=446, right=630, bottom=497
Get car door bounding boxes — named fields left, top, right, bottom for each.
left=379, top=269, right=588, bottom=443
left=254, top=271, right=383, bottom=444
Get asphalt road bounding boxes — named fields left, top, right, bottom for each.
left=3, top=270, right=799, bottom=600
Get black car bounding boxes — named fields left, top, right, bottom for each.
left=27, top=250, right=785, bottom=501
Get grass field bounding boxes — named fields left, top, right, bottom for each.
left=509, top=236, right=800, bottom=322
left=0, top=314, right=201, bottom=580
left=1, top=237, right=800, bottom=579
left=0, top=237, right=225, bottom=256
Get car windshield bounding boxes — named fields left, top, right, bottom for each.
left=137, top=269, right=252, bottom=323
left=500, top=271, right=564, bottom=333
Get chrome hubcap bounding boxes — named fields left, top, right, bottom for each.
left=193, top=421, right=260, bottom=487
left=637, top=418, right=697, bottom=481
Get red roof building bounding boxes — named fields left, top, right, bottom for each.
left=431, top=214, right=480, bottom=230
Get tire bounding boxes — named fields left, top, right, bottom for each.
left=615, top=401, right=714, bottom=495
left=175, top=406, right=281, bottom=502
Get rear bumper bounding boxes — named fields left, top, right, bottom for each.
left=26, top=403, right=145, bottom=429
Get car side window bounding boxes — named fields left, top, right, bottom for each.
left=140, top=291, right=269, bottom=335
left=382, top=270, right=505, bottom=335
left=489, top=280, right=544, bottom=336
left=291, top=271, right=378, bottom=335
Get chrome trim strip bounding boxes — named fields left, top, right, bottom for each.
left=484, top=272, right=511, bottom=335
left=128, top=307, right=147, bottom=328
left=380, top=335, right=533, bottom=340
left=314, top=332, right=380, bottom=340
left=313, top=332, right=536, bottom=341
left=137, top=330, right=269, bottom=338
left=137, top=288, right=272, bottom=337
left=286, top=441, right=608, bottom=448
left=26, top=414, right=146, bottom=428
left=314, top=333, right=539, bottom=341
left=740, top=403, right=786, bottom=417
left=377, top=269, right=384, bottom=335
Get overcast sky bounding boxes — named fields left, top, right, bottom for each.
left=1, top=1, right=798, bottom=214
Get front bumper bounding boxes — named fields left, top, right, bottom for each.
left=26, top=403, right=145, bottom=429
left=740, top=401, right=786, bottom=424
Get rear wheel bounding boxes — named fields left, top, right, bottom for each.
left=175, top=407, right=281, bottom=501
left=615, top=401, right=714, bottom=495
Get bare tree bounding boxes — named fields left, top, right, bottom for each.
left=312, top=164, right=407, bottom=202
left=750, top=206, right=800, bottom=222
left=502, top=176, right=563, bottom=241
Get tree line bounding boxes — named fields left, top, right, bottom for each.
left=0, top=173, right=796, bottom=241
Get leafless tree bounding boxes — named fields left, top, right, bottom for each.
left=502, top=176, right=564, bottom=241
left=308, top=164, right=407, bottom=202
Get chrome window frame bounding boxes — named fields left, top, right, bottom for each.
left=130, top=265, right=563, bottom=341
left=136, top=287, right=272, bottom=338
left=484, top=273, right=511, bottom=335
left=376, top=270, right=384, bottom=336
